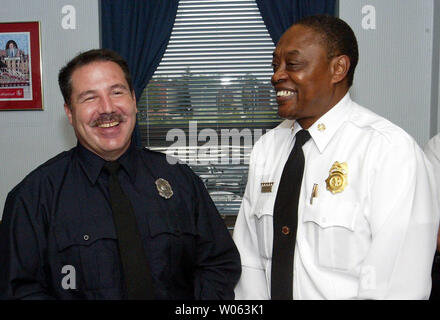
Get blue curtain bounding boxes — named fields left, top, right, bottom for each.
left=256, top=0, right=336, bottom=45
left=101, top=0, right=179, bottom=147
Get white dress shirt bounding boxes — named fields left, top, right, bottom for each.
left=425, top=133, right=440, bottom=186
left=233, top=93, right=439, bottom=299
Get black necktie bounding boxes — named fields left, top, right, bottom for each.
left=104, top=161, right=155, bottom=300
left=271, top=129, right=311, bottom=300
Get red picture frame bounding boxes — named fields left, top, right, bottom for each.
left=0, top=21, right=43, bottom=110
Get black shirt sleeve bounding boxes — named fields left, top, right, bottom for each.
left=0, top=182, right=54, bottom=300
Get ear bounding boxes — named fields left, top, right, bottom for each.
left=331, top=55, right=350, bottom=85
left=64, top=103, right=73, bottom=125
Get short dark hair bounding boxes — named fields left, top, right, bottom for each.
left=58, top=48, right=133, bottom=107
left=5, top=40, right=18, bottom=50
left=295, top=14, right=359, bottom=87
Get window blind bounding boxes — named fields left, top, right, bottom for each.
left=137, top=0, right=280, bottom=229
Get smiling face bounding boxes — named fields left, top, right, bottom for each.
left=64, top=61, right=137, bottom=161
left=271, top=24, right=349, bottom=129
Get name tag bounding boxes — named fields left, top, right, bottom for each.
left=261, top=182, right=274, bottom=193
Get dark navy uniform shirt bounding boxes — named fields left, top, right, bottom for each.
left=0, top=142, right=241, bottom=299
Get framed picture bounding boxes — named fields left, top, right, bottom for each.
left=0, top=21, right=43, bottom=110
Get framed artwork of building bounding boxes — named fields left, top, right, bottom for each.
left=0, top=21, right=42, bottom=110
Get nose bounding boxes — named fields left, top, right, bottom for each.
left=98, top=94, right=115, bottom=114
left=271, top=65, right=288, bottom=86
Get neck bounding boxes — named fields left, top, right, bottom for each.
left=298, top=87, right=349, bottom=129
left=79, top=141, right=132, bottom=162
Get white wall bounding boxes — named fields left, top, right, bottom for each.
left=339, top=0, right=436, bottom=147
left=339, top=0, right=438, bottom=146
left=0, top=0, right=100, bottom=217
left=435, top=0, right=440, bottom=136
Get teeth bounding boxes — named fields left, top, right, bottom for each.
left=276, top=90, right=295, bottom=97
left=98, top=121, right=119, bottom=128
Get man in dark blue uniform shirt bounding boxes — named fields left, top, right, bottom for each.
left=0, top=49, right=241, bottom=299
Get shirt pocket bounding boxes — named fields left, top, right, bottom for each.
left=302, top=200, right=361, bottom=271
left=147, top=202, right=197, bottom=239
left=54, top=224, right=120, bottom=290
left=252, top=195, right=275, bottom=260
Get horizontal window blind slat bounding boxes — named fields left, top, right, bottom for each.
left=181, top=0, right=255, bottom=3
left=164, top=45, right=274, bottom=50
left=172, top=26, right=268, bottom=31
left=161, top=53, right=272, bottom=58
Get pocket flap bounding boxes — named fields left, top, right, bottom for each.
left=253, top=195, right=275, bottom=219
left=147, top=209, right=197, bottom=238
left=54, top=222, right=117, bottom=251
left=303, top=201, right=359, bottom=231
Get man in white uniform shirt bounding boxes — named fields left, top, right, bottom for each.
left=233, top=14, right=439, bottom=299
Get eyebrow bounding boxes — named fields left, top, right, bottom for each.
left=110, top=83, right=129, bottom=91
left=286, top=50, right=300, bottom=57
left=272, top=50, right=301, bottom=58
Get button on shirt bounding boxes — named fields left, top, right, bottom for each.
left=0, top=142, right=241, bottom=299
left=233, top=93, right=439, bottom=299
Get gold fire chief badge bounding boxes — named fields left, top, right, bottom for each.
left=155, top=178, right=173, bottom=199
left=325, top=161, right=348, bottom=194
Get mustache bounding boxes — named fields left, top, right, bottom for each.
left=89, top=113, right=127, bottom=127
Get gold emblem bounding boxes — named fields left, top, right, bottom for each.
left=155, top=178, right=173, bottom=199
left=325, top=161, right=348, bottom=194
left=317, top=123, right=326, bottom=131
left=261, top=182, right=274, bottom=193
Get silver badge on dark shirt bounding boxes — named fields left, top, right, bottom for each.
left=155, top=178, right=173, bottom=199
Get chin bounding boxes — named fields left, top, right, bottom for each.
left=277, top=108, right=295, bottom=120
left=102, top=141, right=129, bottom=153
left=277, top=102, right=302, bottom=120
left=94, top=136, right=129, bottom=155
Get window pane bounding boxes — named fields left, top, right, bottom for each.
left=137, top=0, right=279, bottom=230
